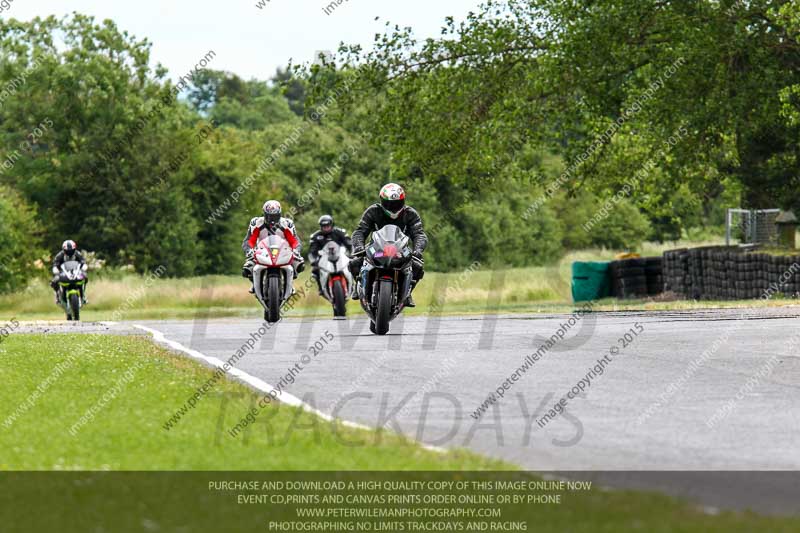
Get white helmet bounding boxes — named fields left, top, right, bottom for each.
left=380, top=183, right=406, bottom=220
left=263, top=200, right=282, bottom=227
left=62, top=239, right=77, bottom=257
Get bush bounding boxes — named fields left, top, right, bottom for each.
left=555, top=190, right=651, bottom=251
left=0, top=187, right=43, bottom=294
left=458, top=189, right=564, bottom=268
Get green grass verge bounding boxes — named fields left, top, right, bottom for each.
left=0, top=334, right=798, bottom=532
left=0, top=334, right=501, bottom=470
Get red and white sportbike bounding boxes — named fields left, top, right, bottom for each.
left=316, top=241, right=354, bottom=319
left=252, top=233, right=296, bottom=323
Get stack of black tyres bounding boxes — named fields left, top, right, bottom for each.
left=644, top=257, right=663, bottom=295
left=610, top=258, right=649, bottom=299
left=774, top=255, right=800, bottom=297
left=784, top=256, right=800, bottom=297
left=706, top=247, right=735, bottom=300
left=660, top=246, right=800, bottom=300
left=663, top=248, right=689, bottom=297
left=686, top=248, right=700, bottom=299
left=704, top=249, right=719, bottom=299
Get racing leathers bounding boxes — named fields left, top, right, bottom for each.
left=349, top=204, right=428, bottom=303
left=241, top=216, right=305, bottom=283
left=51, top=250, right=88, bottom=303
left=309, top=227, right=352, bottom=295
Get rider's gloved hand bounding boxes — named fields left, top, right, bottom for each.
left=412, top=251, right=425, bottom=268
left=246, top=249, right=255, bottom=260
left=293, top=251, right=305, bottom=275
left=52, top=267, right=59, bottom=275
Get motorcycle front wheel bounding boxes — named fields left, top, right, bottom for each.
left=332, top=279, right=347, bottom=317
left=69, top=293, right=81, bottom=321
left=374, top=279, right=393, bottom=335
left=266, top=274, right=281, bottom=323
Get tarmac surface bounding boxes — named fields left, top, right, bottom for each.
left=19, top=307, right=800, bottom=515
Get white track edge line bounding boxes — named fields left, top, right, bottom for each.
left=133, top=324, right=446, bottom=454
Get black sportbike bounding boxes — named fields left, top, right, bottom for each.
left=356, top=225, right=414, bottom=335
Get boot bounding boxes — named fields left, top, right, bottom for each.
left=313, top=275, right=324, bottom=296
left=405, top=281, right=418, bottom=308
left=248, top=286, right=255, bottom=295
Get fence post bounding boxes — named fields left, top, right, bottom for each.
left=726, top=209, right=731, bottom=246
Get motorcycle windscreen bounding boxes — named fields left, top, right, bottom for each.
left=261, top=233, right=293, bottom=265
left=62, top=260, right=81, bottom=271
left=370, top=225, right=411, bottom=264
left=324, top=242, right=341, bottom=262
left=264, top=234, right=286, bottom=247
left=371, top=225, right=406, bottom=248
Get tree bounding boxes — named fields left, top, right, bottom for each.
left=318, top=0, right=800, bottom=215
left=0, top=15, right=210, bottom=275
left=272, top=67, right=307, bottom=117
left=0, top=186, right=42, bottom=293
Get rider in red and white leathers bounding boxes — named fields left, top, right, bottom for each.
left=242, top=201, right=305, bottom=291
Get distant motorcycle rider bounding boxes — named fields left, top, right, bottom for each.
left=51, top=240, right=88, bottom=304
left=309, top=214, right=352, bottom=295
left=242, top=200, right=305, bottom=293
left=350, top=183, right=427, bottom=307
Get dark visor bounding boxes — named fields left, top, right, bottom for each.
left=382, top=198, right=405, bottom=213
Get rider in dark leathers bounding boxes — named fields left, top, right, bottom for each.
left=51, top=240, right=88, bottom=304
left=309, top=214, right=352, bottom=295
left=349, top=183, right=427, bottom=307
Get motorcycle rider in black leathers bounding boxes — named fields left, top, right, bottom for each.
left=51, top=240, right=88, bottom=304
left=349, top=183, right=427, bottom=307
left=309, top=214, right=352, bottom=296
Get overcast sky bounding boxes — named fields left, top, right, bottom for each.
left=8, top=0, right=485, bottom=81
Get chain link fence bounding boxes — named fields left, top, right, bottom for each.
left=725, top=208, right=781, bottom=246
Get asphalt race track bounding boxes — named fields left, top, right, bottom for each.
left=24, top=307, right=800, bottom=515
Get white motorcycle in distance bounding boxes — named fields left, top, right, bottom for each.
left=252, top=233, right=296, bottom=323
left=316, top=241, right=354, bottom=319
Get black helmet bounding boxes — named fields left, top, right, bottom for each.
left=319, top=214, right=334, bottom=234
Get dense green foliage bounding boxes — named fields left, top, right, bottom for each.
left=0, top=186, right=41, bottom=292
left=315, top=0, right=800, bottom=223
left=5, top=3, right=793, bottom=291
